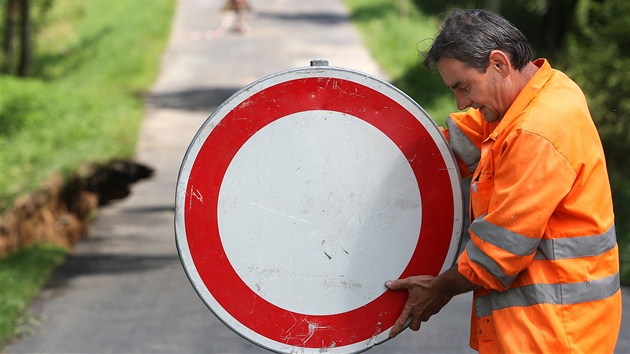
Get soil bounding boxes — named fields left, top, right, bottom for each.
left=0, top=160, right=154, bottom=258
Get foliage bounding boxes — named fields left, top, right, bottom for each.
left=0, top=244, right=68, bottom=346
left=559, top=0, right=630, bottom=282
left=0, top=0, right=175, bottom=213
left=344, top=0, right=457, bottom=126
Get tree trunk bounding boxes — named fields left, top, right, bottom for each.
left=18, top=0, right=31, bottom=77
left=542, top=0, right=578, bottom=52
left=2, top=0, right=18, bottom=73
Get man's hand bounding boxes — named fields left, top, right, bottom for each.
left=385, top=266, right=479, bottom=338
left=385, top=275, right=452, bottom=338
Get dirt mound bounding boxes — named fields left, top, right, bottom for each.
left=0, top=160, right=153, bottom=258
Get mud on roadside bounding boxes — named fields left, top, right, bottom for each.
left=0, top=160, right=153, bottom=258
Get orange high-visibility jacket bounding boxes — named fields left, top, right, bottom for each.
left=444, top=59, right=621, bottom=353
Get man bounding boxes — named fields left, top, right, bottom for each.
left=386, top=9, right=622, bottom=353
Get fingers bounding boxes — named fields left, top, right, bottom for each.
left=389, top=315, right=408, bottom=338
left=389, top=313, right=423, bottom=338
left=386, top=277, right=427, bottom=338
left=409, top=316, right=422, bottom=332
left=389, top=301, right=411, bottom=338
left=387, top=278, right=412, bottom=338
left=385, top=278, right=407, bottom=291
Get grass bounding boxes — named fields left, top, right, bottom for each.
left=0, top=244, right=68, bottom=346
left=0, top=0, right=176, bottom=213
left=0, top=0, right=175, bottom=348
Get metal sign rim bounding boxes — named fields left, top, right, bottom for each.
left=174, top=65, right=464, bottom=353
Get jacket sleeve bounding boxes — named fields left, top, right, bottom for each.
left=457, top=129, right=576, bottom=291
left=442, top=109, right=485, bottom=178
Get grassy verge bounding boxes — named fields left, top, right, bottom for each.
left=0, top=244, right=68, bottom=346
left=0, top=0, right=175, bottom=213
left=0, top=0, right=175, bottom=348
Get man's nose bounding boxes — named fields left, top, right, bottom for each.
left=455, top=93, right=472, bottom=111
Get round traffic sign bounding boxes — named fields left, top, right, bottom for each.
left=175, top=65, right=464, bottom=353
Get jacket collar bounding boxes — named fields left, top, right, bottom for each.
left=488, top=58, right=552, bottom=141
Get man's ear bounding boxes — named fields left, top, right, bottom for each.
left=488, top=50, right=511, bottom=77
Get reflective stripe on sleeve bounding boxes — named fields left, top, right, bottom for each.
left=466, top=216, right=539, bottom=287
left=466, top=240, right=518, bottom=288
left=446, top=116, right=480, bottom=174
left=475, top=272, right=620, bottom=318
left=535, top=225, right=617, bottom=260
left=470, top=216, right=540, bottom=256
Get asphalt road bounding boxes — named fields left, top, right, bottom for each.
left=6, top=0, right=629, bottom=353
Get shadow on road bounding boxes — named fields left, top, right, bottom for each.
left=149, top=87, right=240, bottom=112
left=46, top=253, right=180, bottom=289
left=255, top=11, right=349, bottom=25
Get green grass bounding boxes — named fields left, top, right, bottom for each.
left=0, top=244, right=68, bottom=346
left=343, top=0, right=457, bottom=126
left=0, top=0, right=175, bottom=348
left=0, top=0, right=176, bottom=213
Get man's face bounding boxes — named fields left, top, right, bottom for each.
left=437, top=57, right=507, bottom=123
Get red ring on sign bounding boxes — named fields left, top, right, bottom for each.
left=184, top=77, right=454, bottom=348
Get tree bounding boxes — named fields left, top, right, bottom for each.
left=561, top=0, right=630, bottom=241
left=2, top=0, right=17, bottom=73
left=1, top=0, right=32, bottom=76
left=17, top=0, right=29, bottom=76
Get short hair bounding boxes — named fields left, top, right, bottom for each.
left=423, top=9, right=532, bottom=72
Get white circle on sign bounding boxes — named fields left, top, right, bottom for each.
left=218, top=110, right=421, bottom=315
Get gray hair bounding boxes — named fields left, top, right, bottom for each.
left=423, top=9, right=532, bottom=72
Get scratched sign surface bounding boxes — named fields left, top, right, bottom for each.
left=175, top=66, right=464, bottom=353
